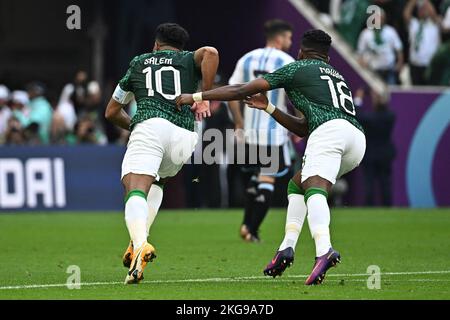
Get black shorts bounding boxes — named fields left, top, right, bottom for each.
left=240, top=143, right=290, bottom=177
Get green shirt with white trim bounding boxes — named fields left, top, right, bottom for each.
left=119, top=50, right=201, bottom=131
left=263, top=59, right=364, bottom=134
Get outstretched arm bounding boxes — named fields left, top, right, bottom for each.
left=244, top=93, right=308, bottom=137
left=176, top=78, right=271, bottom=106
left=403, top=0, right=417, bottom=25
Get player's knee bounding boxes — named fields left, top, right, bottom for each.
left=287, top=179, right=304, bottom=196
left=301, top=175, right=332, bottom=194
left=258, top=175, right=275, bottom=184
left=304, top=187, right=329, bottom=203
left=124, top=189, right=147, bottom=204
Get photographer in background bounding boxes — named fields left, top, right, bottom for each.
left=74, top=114, right=103, bottom=144
left=357, top=88, right=396, bottom=207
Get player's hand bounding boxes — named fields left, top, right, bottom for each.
left=243, top=93, right=269, bottom=110
left=191, top=101, right=211, bottom=121
left=175, top=94, right=194, bottom=110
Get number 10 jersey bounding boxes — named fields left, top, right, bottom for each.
left=118, top=49, right=201, bottom=132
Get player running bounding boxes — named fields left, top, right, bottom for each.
left=176, top=29, right=366, bottom=285
left=105, top=23, right=219, bottom=284
left=228, top=19, right=295, bottom=243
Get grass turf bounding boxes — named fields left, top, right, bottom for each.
left=0, top=208, right=449, bottom=300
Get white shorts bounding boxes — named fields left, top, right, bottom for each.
left=121, top=118, right=198, bottom=180
left=301, top=119, right=366, bottom=184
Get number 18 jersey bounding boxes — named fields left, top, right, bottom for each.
left=119, top=49, right=201, bottom=132
left=263, top=59, right=363, bottom=134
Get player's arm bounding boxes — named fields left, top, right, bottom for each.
left=176, top=78, right=271, bottom=106
left=194, top=46, right=219, bottom=91
left=189, top=46, right=219, bottom=119
left=403, top=0, right=417, bottom=25
left=425, top=0, right=441, bottom=25
left=105, top=85, right=134, bottom=131
left=244, top=93, right=308, bottom=138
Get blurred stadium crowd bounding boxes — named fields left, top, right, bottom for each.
left=0, top=71, right=108, bottom=146
left=0, top=0, right=448, bottom=209
left=1, top=0, right=448, bottom=147
left=309, top=0, right=450, bottom=85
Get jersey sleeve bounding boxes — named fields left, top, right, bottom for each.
left=263, top=62, right=297, bottom=89
left=118, top=56, right=139, bottom=92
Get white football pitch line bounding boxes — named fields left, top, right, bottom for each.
left=1, top=270, right=449, bottom=290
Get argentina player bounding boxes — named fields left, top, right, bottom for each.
left=228, top=19, right=296, bottom=242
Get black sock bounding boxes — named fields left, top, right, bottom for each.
left=243, top=175, right=259, bottom=227
left=249, top=186, right=273, bottom=237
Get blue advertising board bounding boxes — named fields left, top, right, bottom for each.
left=0, top=146, right=126, bottom=212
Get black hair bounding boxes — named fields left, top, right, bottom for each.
left=155, top=23, right=189, bottom=50
left=264, top=19, right=293, bottom=40
left=301, top=29, right=332, bottom=55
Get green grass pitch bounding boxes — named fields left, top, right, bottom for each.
left=0, top=208, right=449, bottom=300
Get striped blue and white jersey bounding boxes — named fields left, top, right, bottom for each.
left=229, top=47, right=295, bottom=146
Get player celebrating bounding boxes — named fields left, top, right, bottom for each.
left=176, top=29, right=366, bottom=285
left=228, top=19, right=295, bottom=243
left=105, top=23, right=219, bottom=284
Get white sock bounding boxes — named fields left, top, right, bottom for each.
left=146, top=184, right=163, bottom=236
left=279, top=194, right=307, bottom=251
left=125, top=195, right=148, bottom=250
left=306, top=193, right=332, bottom=257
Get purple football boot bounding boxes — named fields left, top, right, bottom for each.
left=305, top=248, right=340, bottom=285
left=263, top=247, right=295, bottom=278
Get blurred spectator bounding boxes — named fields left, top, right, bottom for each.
left=4, top=117, right=25, bottom=145
left=26, top=82, right=53, bottom=144
left=23, top=122, right=42, bottom=146
left=74, top=114, right=106, bottom=144
left=426, top=40, right=450, bottom=85
left=357, top=6, right=404, bottom=84
left=404, top=0, right=441, bottom=85
left=441, top=1, right=450, bottom=39
left=425, top=1, right=450, bottom=85
left=59, top=70, right=102, bottom=117
left=85, top=81, right=103, bottom=114
left=50, top=112, right=76, bottom=145
left=0, top=85, right=11, bottom=139
left=70, top=70, right=89, bottom=115
left=10, top=91, right=30, bottom=128
left=57, top=83, right=77, bottom=132
left=339, top=0, right=372, bottom=49
left=357, top=89, right=396, bottom=206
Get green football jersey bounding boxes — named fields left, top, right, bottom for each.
left=263, top=59, right=364, bottom=134
left=119, top=49, right=201, bottom=131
